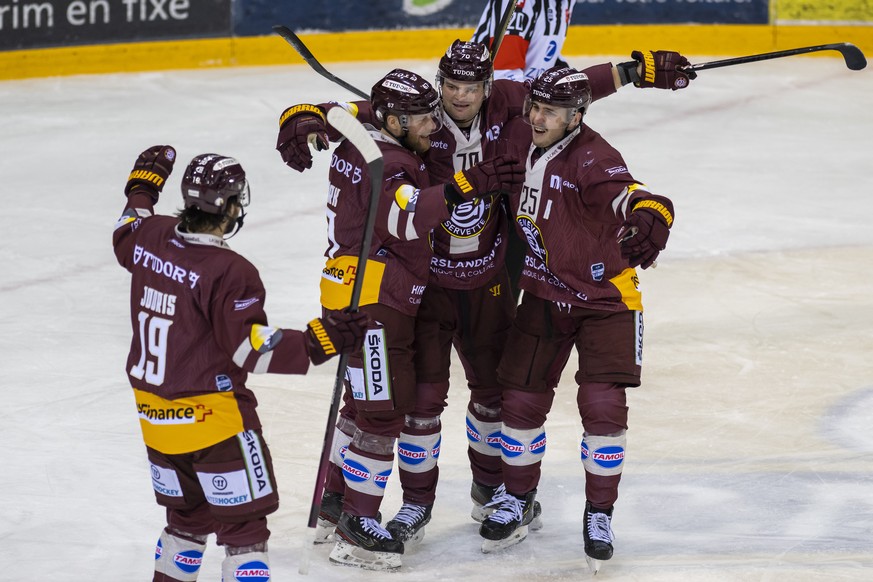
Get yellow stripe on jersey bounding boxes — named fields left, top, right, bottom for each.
left=609, top=268, right=643, bottom=312
left=337, top=101, right=360, bottom=118
left=319, top=256, right=386, bottom=310
left=250, top=324, right=279, bottom=353
left=114, top=213, right=138, bottom=232
left=394, top=184, right=419, bottom=211
left=133, top=388, right=245, bottom=454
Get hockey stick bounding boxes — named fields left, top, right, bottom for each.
left=683, top=43, right=867, bottom=72
left=273, top=25, right=369, bottom=99
left=489, top=0, right=519, bottom=63
left=298, top=107, right=383, bottom=575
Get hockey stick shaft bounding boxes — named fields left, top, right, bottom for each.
left=305, top=107, right=382, bottom=531
left=273, top=25, right=370, bottom=99
left=489, top=0, right=519, bottom=63
left=685, top=43, right=867, bottom=72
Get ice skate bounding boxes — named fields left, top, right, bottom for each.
left=386, top=503, right=432, bottom=546
left=479, top=488, right=542, bottom=553
left=315, top=491, right=381, bottom=544
left=470, top=481, right=501, bottom=523
left=329, top=513, right=403, bottom=570
left=583, top=502, right=614, bottom=574
left=314, top=490, right=343, bottom=543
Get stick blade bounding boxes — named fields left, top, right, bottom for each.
left=326, top=107, right=382, bottom=164
left=272, top=25, right=313, bottom=60
left=836, top=43, right=867, bottom=70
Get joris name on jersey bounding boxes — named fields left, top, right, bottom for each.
left=139, top=284, right=177, bottom=316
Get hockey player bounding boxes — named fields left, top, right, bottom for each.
left=386, top=41, right=694, bottom=548
left=472, top=0, right=576, bottom=82
left=304, top=69, right=524, bottom=570
left=113, top=146, right=369, bottom=582
left=476, top=67, right=674, bottom=571
left=276, top=41, right=694, bottom=551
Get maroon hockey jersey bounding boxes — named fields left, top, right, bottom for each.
left=501, top=117, right=663, bottom=311
left=113, top=192, right=311, bottom=454
left=421, top=69, right=618, bottom=291
left=318, top=125, right=451, bottom=316
left=315, top=64, right=619, bottom=292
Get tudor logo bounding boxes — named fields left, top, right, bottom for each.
left=382, top=79, right=418, bottom=94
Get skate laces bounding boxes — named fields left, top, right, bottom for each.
left=392, top=503, right=427, bottom=526
left=473, top=482, right=504, bottom=507
left=360, top=517, right=393, bottom=540
left=587, top=510, right=614, bottom=543
left=484, top=489, right=523, bottom=525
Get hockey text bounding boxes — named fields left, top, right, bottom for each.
left=139, top=285, right=176, bottom=316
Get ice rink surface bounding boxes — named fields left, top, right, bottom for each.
left=1, top=52, right=872, bottom=581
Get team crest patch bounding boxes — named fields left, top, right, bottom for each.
left=591, top=262, right=605, bottom=282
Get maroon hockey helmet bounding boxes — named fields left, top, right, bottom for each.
left=436, top=40, right=493, bottom=86
left=370, top=68, right=441, bottom=121
left=526, top=66, right=592, bottom=115
left=180, top=154, right=250, bottom=215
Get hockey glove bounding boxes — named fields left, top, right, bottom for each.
left=125, top=145, right=176, bottom=201
left=618, top=195, right=674, bottom=269
left=305, top=309, right=369, bottom=366
left=276, top=104, right=329, bottom=172
left=627, top=50, right=696, bottom=90
left=447, top=154, right=525, bottom=206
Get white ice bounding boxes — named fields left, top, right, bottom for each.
left=1, top=54, right=871, bottom=581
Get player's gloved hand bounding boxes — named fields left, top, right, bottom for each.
left=630, top=50, right=696, bottom=90
left=276, top=104, right=329, bottom=172
left=125, top=145, right=176, bottom=201
left=618, top=195, right=674, bottom=269
left=446, top=154, right=525, bottom=206
left=305, top=309, right=370, bottom=366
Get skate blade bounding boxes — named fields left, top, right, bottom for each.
left=529, top=513, right=543, bottom=532
left=471, top=504, right=493, bottom=523
left=401, top=526, right=426, bottom=549
left=480, top=524, right=529, bottom=553
left=329, top=540, right=402, bottom=571
left=314, top=518, right=336, bottom=544
left=586, top=555, right=603, bottom=574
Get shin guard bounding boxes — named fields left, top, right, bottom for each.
left=397, top=416, right=441, bottom=505
left=398, top=416, right=441, bottom=475
left=221, top=551, right=270, bottom=582
left=154, top=529, right=206, bottom=582
left=466, top=407, right=502, bottom=459
left=466, top=406, right=503, bottom=485
left=500, top=425, right=547, bottom=495
left=580, top=432, right=626, bottom=478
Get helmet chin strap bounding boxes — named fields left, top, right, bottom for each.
left=223, top=206, right=246, bottom=239
left=384, top=114, right=409, bottom=141
left=384, top=116, right=419, bottom=152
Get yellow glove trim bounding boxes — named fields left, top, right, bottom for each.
left=308, top=318, right=337, bottom=357
left=279, top=103, right=325, bottom=127
left=127, top=169, right=164, bottom=188
left=634, top=199, right=673, bottom=227
left=453, top=170, right=473, bottom=194
left=641, top=50, right=656, bottom=84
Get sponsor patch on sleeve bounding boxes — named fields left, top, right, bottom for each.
left=234, top=297, right=260, bottom=311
